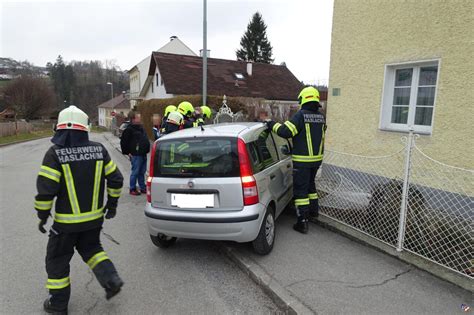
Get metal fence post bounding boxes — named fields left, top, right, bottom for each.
left=397, top=128, right=415, bottom=252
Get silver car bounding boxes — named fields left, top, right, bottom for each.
left=144, top=122, right=293, bottom=255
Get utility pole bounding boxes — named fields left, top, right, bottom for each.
left=202, top=0, right=208, bottom=105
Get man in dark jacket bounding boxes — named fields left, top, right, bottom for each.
left=266, top=87, right=326, bottom=234
left=120, top=111, right=150, bottom=196
left=35, top=105, right=124, bottom=314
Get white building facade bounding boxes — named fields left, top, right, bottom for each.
left=129, top=36, right=197, bottom=107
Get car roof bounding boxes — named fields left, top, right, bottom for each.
left=157, top=122, right=266, bottom=141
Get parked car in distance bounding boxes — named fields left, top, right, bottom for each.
left=144, top=122, right=293, bottom=255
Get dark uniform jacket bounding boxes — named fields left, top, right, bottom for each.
left=34, top=141, right=123, bottom=232
left=164, top=122, right=180, bottom=134
left=193, top=116, right=205, bottom=127
left=159, top=116, right=169, bottom=136
left=268, top=103, right=326, bottom=168
left=182, top=117, right=195, bottom=129
left=120, top=124, right=150, bottom=156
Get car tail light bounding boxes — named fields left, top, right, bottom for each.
left=147, top=141, right=157, bottom=203
left=238, top=138, right=259, bottom=206
left=146, top=176, right=152, bottom=203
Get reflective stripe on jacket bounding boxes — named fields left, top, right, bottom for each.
left=35, top=141, right=123, bottom=232
left=269, top=104, right=326, bottom=167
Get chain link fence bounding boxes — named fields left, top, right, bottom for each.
left=317, top=132, right=473, bottom=279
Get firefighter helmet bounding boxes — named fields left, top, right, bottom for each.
left=56, top=105, right=90, bottom=132
left=164, top=105, right=177, bottom=117
left=201, top=105, right=212, bottom=119
left=177, top=101, right=194, bottom=117
left=298, top=87, right=320, bottom=105
left=167, top=111, right=184, bottom=126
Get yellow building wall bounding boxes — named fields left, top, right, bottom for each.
left=327, top=0, right=474, bottom=169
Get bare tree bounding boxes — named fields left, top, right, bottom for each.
left=3, top=76, right=56, bottom=119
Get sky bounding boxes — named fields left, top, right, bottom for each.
left=0, top=0, right=334, bottom=84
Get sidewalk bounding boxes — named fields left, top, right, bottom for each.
left=102, top=132, right=123, bottom=155
left=101, top=132, right=472, bottom=314
left=223, top=213, right=472, bottom=314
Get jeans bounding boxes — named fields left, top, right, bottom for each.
left=130, top=155, right=147, bottom=191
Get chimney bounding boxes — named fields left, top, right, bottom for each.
left=170, top=35, right=178, bottom=41
left=247, top=62, right=253, bottom=76
left=200, top=49, right=211, bottom=57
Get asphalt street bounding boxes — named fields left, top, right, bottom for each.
left=0, top=134, right=278, bottom=314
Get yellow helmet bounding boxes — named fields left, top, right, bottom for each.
left=201, top=105, right=212, bottom=119
left=164, top=105, right=177, bottom=117
left=56, top=105, right=90, bottom=132
left=177, top=101, right=194, bottom=117
left=298, top=87, right=320, bottom=105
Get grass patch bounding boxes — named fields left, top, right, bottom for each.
left=0, top=126, right=107, bottom=145
left=0, top=129, right=53, bottom=145
left=90, top=126, right=107, bottom=133
left=0, top=80, right=11, bottom=88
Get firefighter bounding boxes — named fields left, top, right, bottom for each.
left=159, top=105, right=177, bottom=136
left=193, top=105, right=212, bottom=127
left=177, top=101, right=195, bottom=129
left=35, top=105, right=124, bottom=314
left=163, top=110, right=184, bottom=134
left=266, top=87, right=326, bottom=234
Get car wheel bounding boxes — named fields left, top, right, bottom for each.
left=252, top=206, right=275, bottom=255
left=150, top=233, right=177, bottom=248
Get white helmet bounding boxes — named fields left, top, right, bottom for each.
left=56, top=105, right=90, bottom=132
left=167, top=111, right=184, bottom=126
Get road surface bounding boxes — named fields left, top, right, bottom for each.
left=0, top=134, right=278, bottom=314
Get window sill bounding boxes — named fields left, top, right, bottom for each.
left=379, top=127, right=432, bottom=135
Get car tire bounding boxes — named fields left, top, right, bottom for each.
left=252, top=206, right=275, bottom=255
left=150, top=233, right=177, bottom=248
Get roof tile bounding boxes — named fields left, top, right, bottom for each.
left=149, top=52, right=304, bottom=101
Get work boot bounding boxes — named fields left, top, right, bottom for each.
left=43, top=298, right=68, bottom=315
left=105, top=274, right=124, bottom=300
left=293, top=217, right=308, bottom=234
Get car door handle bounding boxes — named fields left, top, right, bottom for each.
left=286, top=164, right=291, bottom=169
left=270, top=174, right=276, bottom=180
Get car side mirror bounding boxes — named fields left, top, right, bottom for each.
left=280, top=145, right=290, bottom=156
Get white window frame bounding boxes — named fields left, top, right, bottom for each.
left=379, top=59, right=441, bottom=134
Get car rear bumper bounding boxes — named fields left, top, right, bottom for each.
left=144, top=203, right=264, bottom=243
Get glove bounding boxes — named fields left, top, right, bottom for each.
left=38, top=218, right=48, bottom=234
left=265, top=120, right=274, bottom=131
left=105, top=207, right=116, bottom=219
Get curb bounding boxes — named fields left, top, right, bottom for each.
left=101, top=133, right=125, bottom=156
left=218, top=244, right=315, bottom=315
left=0, top=135, right=52, bottom=148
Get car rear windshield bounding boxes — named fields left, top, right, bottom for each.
left=155, top=137, right=240, bottom=177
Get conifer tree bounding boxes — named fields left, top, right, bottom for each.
left=236, top=12, right=274, bottom=64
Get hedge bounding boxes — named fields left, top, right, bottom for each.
left=137, top=95, right=264, bottom=138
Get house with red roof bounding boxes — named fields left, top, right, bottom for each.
left=136, top=52, right=303, bottom=108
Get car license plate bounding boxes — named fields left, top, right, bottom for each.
left=171, top=194, right=214, bottom=208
